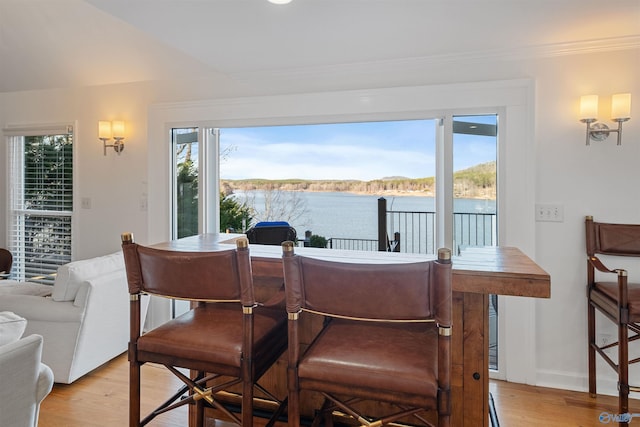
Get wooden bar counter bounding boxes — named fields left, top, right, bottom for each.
left=154, top=234, right=550, bottom=427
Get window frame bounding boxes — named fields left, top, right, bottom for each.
left=149, top=80, right=536, bottom=385
left=3, top=123, right=76, bottom=283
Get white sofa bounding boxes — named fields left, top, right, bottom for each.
left=0, top=311, right=54, bottom=427
left=0, top=252, right=147, bottom=384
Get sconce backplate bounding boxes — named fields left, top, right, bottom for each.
left=589, top=122, right=609, bottom=142
left=113, top=141, right=125, bottom=154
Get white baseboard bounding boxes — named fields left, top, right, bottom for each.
left=535, top=369, right=623, bottom=398
left=535, top=352, right=640, bottom=399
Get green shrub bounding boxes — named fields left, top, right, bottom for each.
left=309, top=234, right=328, bottom=248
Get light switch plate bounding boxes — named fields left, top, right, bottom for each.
left=535, top=204, right=564, bottom=222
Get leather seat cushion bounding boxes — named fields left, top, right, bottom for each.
left=594, top=281, right=640, bottom=319
left=298, top=319, right=438, bottom=405
left=138, top=303, right=286, bottom=369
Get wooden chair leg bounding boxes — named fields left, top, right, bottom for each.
left=194, top=370, right=205, bottom=427
left=323, top=407, right=334, bottom=427
left=588, top=302, right=597, bottom=397
left=194, top=400, right=204, bottom=427
left=288, top=382, right=300, bottom=427
left=439, top=413, right=451, bottom=427
left=619, top=323, right=629, bottom=419
left=130, top=360, right=141, bottom=427
left=242, top=378, right=254, bottom=427
left=312, top=397, right=334, bottom=427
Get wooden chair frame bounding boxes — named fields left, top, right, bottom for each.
left=122, top=234, right=287, bottom=427
left=586, top=215, right=640, bottom=422
left=282, top=241, right=452, bottom=427
left=0, top=248, right=12, bottom=279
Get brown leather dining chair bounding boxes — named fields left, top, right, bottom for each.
left=121, top=234, right=287, bottom=427
left=0, top=248, right=12, bottom=279
left=281, top=241, right=452, bottom=427
left=586, top=216, right=640, bottom=421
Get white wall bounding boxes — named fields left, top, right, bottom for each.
left=0, top=84, right=153, bottom=258
left=1, top=47, right=639, bottom=395
left=532, top=50, right=640, bottom=393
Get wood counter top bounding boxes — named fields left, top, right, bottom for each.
left=152, top=233, right=550, bottom=299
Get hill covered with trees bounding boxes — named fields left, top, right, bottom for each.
left=221, top=161, right=496, bottom=200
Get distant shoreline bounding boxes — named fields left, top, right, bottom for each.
left=230, top=187, right=496, bottom=201
left=221, top=161, right=497, bottom=201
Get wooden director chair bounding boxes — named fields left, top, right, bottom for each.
left=281, top=241, right=452, bottom=427
left=0, top=248, right=12, bottom=279
left=586, top=216, right=640, bottom=422
left=121, top=234, right=287, bottom=427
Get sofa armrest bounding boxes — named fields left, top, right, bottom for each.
left=64, top=269, right=132, bottom=383
left=36, top=362, right=54, bottom=403
left=0, top=334, right=53, bottom=426
left=74, top=270, right=128, bottom=310
left=0, top=295, right=83, bottom=323
left=77, top=268, right=149, bottom=333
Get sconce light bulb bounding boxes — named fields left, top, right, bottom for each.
left=579, top=95, right=598, bottom=121
left=611, top=93, right=631, bottom=121
left=98, top=120, right=112, bottom=140
left=112, top=120, right=125, bottom=139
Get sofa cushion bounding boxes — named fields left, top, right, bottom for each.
left=0, top=281, right=53, bottom=297
left=0, top=311, right=27, bottom=346
left=51, top=252, right=124, bottom=302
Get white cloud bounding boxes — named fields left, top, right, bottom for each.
left=220, top=127, right=436, bottom=180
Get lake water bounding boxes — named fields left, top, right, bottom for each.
left=233, top=190, right=496, bottom=242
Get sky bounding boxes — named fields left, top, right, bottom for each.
left=219, top=117, right=497, bottom=181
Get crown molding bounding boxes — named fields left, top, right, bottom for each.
left=231, top=35, right=640, bottom=82
left=522, top=35, right=640, bottom=58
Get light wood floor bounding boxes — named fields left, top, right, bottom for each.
left=39, top=353, right=639, bottom=426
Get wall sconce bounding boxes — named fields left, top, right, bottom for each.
left=579, top=94, right=631, bottom=146
left=98, top=120, right=125, bottom=155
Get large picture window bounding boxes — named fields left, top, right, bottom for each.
left=171, top=117, right=500, bottom=369
left=150, top=80, right=535, bottom=384
left=5, top=124, right=74, bottom=283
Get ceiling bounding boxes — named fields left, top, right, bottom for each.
left=0, top=0, right=639, bottom=93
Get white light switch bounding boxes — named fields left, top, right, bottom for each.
left=535, top=204, right=564, bottom=222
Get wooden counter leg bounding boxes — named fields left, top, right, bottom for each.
left=464, top=292, right=490, bottom=427
left=451, top=291, right=465, bottom=426
left=451, top=291, right=489, bottom=427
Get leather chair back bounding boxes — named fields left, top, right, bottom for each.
left=123, top=244, right=254, bottom=304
